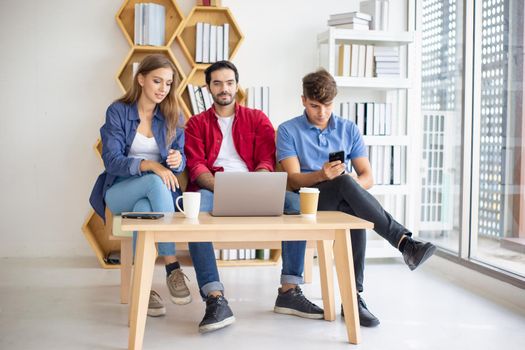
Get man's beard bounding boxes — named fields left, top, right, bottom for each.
left=213, top=93, right=234, bottom=106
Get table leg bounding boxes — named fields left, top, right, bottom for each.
left=333, top=229, right=360, bottom=344
left=120, top=238, right=133, bottom=304
left=128, top=231, right=156, bottom=350
left=317, top=239, right=335, bottom=321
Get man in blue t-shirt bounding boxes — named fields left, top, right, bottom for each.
left=275, top=69, right=436, bottom=327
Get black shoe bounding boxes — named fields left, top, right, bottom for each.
left=341, top=294, right=380, bottom=327
left=274, top=286, right=324, bottom=319
left=198, top=295, right=235, bottom=333
left=402, top=238, right=437, bottom=271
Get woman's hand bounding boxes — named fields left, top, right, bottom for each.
left=166, top=149, right=182, bottom=169
left=141, top=160, right=179, bottom=191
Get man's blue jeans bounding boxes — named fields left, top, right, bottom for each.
left=188, top=189, right=224, bottom=299
left=104, top=174, right=177, bottom=256
left=188, top=189, right=307, bottom=297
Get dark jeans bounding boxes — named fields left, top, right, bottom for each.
left=282, top=175, right=410, bottom=292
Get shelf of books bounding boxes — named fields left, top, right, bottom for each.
left=176, top=6, right=244, bottom=66
left=83, top=0, right=280, bottom=269
left=116, top=0, right=185, bottom=47
left=318, top=1, right=419, bottom=258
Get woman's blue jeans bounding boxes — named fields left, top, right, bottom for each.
left=104, top=174, right=178, bottom=256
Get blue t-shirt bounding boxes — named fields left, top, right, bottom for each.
left=276, top=112, right=367, bottom=173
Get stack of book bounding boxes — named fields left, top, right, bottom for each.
left=339, top=102, right=394, bottom=136
left=374, top=46, right=399, bottom=77
left=187, top=84, right=213, bottom=115
left=134, top=3, right=165, bottom=46
left=368, top=145, right=404, bottom=185
left=195, top=22, right=230, bottom=63
left=246, top=87, right=270, bottom=117
left=337, top=44, right=374, bottom=77
left=327, top=11, right=371, bottom=30
left=360, top=0, right=390, bottom=31
left=215, top=249, right=272, bottom=261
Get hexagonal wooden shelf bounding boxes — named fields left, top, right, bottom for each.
left=177, top=6, right=244, bottom=66
left=116, top=47, right=186, bottom=94
left=179, top=64, right=246, bottom=119
left=94, top=139, right=102, bottom=159
left=116, top=0, right=185, bottom=47
left=82, top=210, right=121, bottom=269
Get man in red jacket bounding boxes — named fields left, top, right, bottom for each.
left=184, top=61, right=324, bottom=334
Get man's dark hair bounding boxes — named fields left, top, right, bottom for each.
left=205, top=60, right=239, bottom=85
left=302, top=69, right=337, bottom=103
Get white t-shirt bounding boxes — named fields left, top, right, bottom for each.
left=128, top=132, right=161, bottom=162
left=213, top=114, right=249, bottom=172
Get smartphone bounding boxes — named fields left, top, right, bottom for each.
left=329, top=150, right=345, bottom=163
left=328, top=150, right=346, bottom=175
left=121, top=213, right=165, bottom=220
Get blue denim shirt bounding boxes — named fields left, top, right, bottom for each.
left=276, top=112, right=367, bottom=173
left=89, top=101, right=186, bottom=220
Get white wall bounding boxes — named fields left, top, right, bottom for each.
left=0, top=0, right=406, bottom=258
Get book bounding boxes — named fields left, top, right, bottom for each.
left=358, top=45, right=366, bottom=77
left=365, top=102, right=374, bottom=135
left=187, top=84, right=198, bottom=114
left=329, top=11, right=372, bottom=21
left=217, top=25, right=224, bottom=61
left=350, top=44, right=359, bottom=76
left=195, top=22, right=204, bottom=62
left=360, top=0, right=382, bottom=30
left=202, top=23, right=211, bottom=63
left=332, top=23, right=370, bottom=30
left=328, top=17, right=370, bottom=26
left=364, top=45, right=374, bottom=77
left=209, top=25, right=217, bottom=63
left=338, top=44, right=351, bottom=76
left=223, top=23, right=230, bottom=60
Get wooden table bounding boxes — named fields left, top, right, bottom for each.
left=122, top=211, right=373, bottom=349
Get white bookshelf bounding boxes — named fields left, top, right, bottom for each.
left=317, top=17, right=420, bottom=258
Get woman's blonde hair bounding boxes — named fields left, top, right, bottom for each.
left=117, top=54, right=181, bottom=147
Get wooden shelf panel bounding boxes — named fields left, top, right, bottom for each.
left=318, top=28, right=415, bottom=46
left=116, top=47, right=186, bottom=94
left=178, top=65, right=246, bottom=119
left=116, top=0, right=185, bottom=47
left=177, top=6, right=244, bottom=66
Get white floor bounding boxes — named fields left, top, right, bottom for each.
left=0, top=256, right=524, bottom=350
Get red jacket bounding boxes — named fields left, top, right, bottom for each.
left=184, top=103, right=276, bottom=191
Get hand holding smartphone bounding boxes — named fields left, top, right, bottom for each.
left=328, top=150, right=346, bottom=175
left=121, top=212, right=164, bottom=220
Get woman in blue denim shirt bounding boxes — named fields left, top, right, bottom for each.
left=89, top=54, right=190, bottom=316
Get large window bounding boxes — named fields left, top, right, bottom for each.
left=419, top=0, right=464, bottom=253
left=419, top=0, right=525, bottom=279
left=471, top=0, right=525, bottom=276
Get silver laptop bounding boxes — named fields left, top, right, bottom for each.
left=212, top=172, right=287, bottom=216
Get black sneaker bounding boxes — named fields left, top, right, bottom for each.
left=198, top=295, right=235, bottom=333
left=402, top=238, right=437, bottom=271
left=341, top=294, right=380, bottom=327
left=274, top=286, right=324, bottom=319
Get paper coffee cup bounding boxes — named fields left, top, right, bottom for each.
left=299, top=187, right=320, bottom=218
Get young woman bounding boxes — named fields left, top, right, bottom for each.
left=90, top=54, right=190, bottom=317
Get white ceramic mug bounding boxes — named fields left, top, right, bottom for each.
left=175, top=192, right=201, bottom=219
